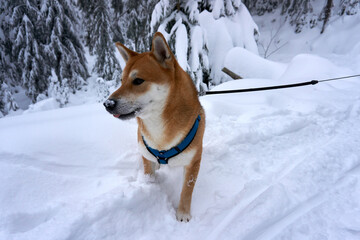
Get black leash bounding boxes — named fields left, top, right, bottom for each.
left=202, top=74, right=360, bottom=96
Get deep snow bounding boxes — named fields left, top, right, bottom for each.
left=1, top=12, right=360, bottom=240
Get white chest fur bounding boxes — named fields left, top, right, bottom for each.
left=136, top=83, right=196, bottom=167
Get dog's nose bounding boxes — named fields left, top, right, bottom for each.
left=103, top=99, right=116, bottom=110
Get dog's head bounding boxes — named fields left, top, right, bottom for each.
left=104, top=32, right=176, bottom=120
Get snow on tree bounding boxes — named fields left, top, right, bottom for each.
left=112, top=0, right=157, bottom=53
left=339, top=0, right=360, bottom=15
left=0, top=81, right=19, bottom=117
left=243, top=0, right=360, bottom=33
left=151, top=0, right=211, bottom=91
left=0, top=1, right=18, bottom=88
left=281, top=0, right=317, bottom=33
left=41, top=0, right=89, bottom=93
left=197, top=0, right=259, bottom=85
left=243, top=0, right=315, bottom=33
left=243, top=0, right=281, bottom=15
left=89, top=0, right=120, bottom=81
left=211, top=0, right=244, bottom=18
left=95, top=77, right=110, bottom=102
left=320, top=0, right=333, bottom=34
left=109, top=0, right=125, bottom=45
left=47, top=69, right=69, bottom=107
left=125, top=0, right=157, bottom=52
left=10, top=0, right=49, bottom=102
left=79, top=0, right=121, bottom=81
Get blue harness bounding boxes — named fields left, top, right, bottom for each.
left=142, top=115, right=201, bottom=164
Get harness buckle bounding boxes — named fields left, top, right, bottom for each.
left=156, top=156, right=168, bottom=164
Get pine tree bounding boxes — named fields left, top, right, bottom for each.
left=243, top=0, right=347, bottom=33
left=0, top=81, right=19, bottom=117
left=150, top=0, right=211, bottom=91
left=47, top=69, right=69, bottom=106
left=41, top=0, right=89, bottom=93
left=88, top=0, right=120, bottom=81
left=282, top=0, right=316, bottom=33
left=78, top=0, right=96, bottom=53
left=110, top=0, right=125, bottom=43
left=0, top=9, right=19, bottom=117
left=112, top=0, right=157, bottom=53
left=210, top=0, right=245, bottom=18
left=124, top=0, right=157, bottom=52
left=79, top=0, right=120, bottom=81
left=243, top=0, right=281, bottom=15
left=339, top=0, right=360, bottom=15
left=320, top=0, right=333, bottom=34
left=10, top=0, right=48, bottom=102
left=0, top=1, right=16, bottom=86
left=111, top=0, right=124, bottom=16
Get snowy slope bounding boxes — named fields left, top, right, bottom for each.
left=1, top=57, right=360, bottom=240
left=1, top=13, right=360, bottom=240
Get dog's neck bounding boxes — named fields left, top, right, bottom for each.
left=138, top=72, right=200, bottom=150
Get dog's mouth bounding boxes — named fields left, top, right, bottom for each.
left=112, top=108, right=141, bottom=120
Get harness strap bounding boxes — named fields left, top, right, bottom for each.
left=142, top=115, right=201, bottom=164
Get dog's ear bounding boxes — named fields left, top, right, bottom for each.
left=151, top=32, right=172, bottom=64
left=115, top=42, right=138, bottom=63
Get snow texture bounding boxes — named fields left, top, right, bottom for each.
left=1, top=10, right=360, bottom=240
left=199, top=3, right=259, bottom=85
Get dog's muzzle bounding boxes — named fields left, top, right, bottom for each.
left=103, top=98, right=141, bottom=120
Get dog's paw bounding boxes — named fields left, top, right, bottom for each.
left=176, top=210, right=191, bottom=222
left=138, top=172, right=156, bottom=184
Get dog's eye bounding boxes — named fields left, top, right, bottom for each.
left=132, top=78, right=145, bottom=85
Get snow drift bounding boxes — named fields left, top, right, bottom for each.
left=1, top=8, right=360, bottom=240
left=1, top=51, right=360, bottom=239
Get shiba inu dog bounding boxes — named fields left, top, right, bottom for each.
left=103, top=32, right=205, bottom=222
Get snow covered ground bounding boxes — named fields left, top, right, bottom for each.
left=1, top=14, right=360, bottom=240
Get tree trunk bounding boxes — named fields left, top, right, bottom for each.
left=321, top=0, right=333, bottom=34
left=222, top=67, right=242, bottom=80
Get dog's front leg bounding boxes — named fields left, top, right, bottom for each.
left=142, top=156, right=157, bottom=176
left=176, top=156, right=201, bottom=222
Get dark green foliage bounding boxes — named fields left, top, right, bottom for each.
left=79, top=0, right=120, bottom=81
left=2, top=0, right=88, bottom=107
left=116, top=0, right=158, bottom=52
left=41, top=0, right=89, bottom=92
left=9, top=0, right=49, bottom=101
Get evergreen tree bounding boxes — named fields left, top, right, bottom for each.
left=210, top=0, right=244, bottom=18
left=10, top=0, right=48, bottom=102
left=109, top=0, right=124, bottom=44
left=111, top=0, right=157, bottom=53
left=47, top=69, right=70, bottom=106
left=0, top=1, right=16, bottom=86
left=89, top=0, right=120, bottom=81
left=111, top=0, right=124, bottom=17
left=0, top=81, right=19, bottom=117
left=243, top=0, right=360, bottom=33
left=151, top=0, right=211, bottom=91
left=282, top=0, right=316, bottom=33
left=339, top=0, right=360, bottom=15
left=320, top=0, right=333, bottom=34
left=243, top=0, right=281, bottom=16
left=78, top=0, right=96, bottom=52
left=41, top=0, right=89, bottom=93
left=79, top=0, right=120, bottom=81
left=124, top=0, right=158, bottom=52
